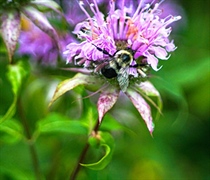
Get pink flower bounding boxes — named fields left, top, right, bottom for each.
left=65, top=0, right=181, bottom=71
left=58, top=0, right=181, bottom=134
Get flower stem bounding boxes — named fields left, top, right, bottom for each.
left=70, top=119, right=100, bottom=180
left=17, top=98, right=41, bottom=180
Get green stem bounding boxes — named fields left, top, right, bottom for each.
left=70, top=119, right=100, bottom=180
left=17, top=98, right=41, bottom=180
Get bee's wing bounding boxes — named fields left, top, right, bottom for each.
left=117, top=67, right=129, bottom=92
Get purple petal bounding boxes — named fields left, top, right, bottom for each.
left=126, top=88, right=154, bottom=134
left=152, top=46, right=169, bottom=60
left=0, top=9, right=21, bottom=62
left=97, top=88, right=120, bottom=123
left=145, top=52, right=160, bottom=71
left=21, top=6, right=60, bottom=50
left=166, top=40, right=177, bottom=52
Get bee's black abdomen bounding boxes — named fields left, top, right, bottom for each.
left=101, top=67, right=117, bottom=79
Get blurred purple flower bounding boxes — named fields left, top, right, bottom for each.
left=144, top=0, right=183, bottom=17
left=0, top=0, right=63, bottom=62
left=63, top=0, right=110, bottom=26
left=60, top=0, right=181, bottom=134
left=143, top=0, right=186, bottom=30
left=18, top=17, right=72, bottom=65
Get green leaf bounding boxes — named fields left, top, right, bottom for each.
left=7, top=61, right=30, bottom=95
left=166, top=57, right=209, bottom=86
left=0, top=164, right=33, bottom=180
left=101, top=114, right=124, bottom=131
left=49, top=73, right=104, bottom=107
left=0, top=97, right=17, bottom=124
left=34, top=113, right=88, bottom=138
left=81, top=131, right=114, bottom=170
left=0, top=118, right=23, bottom=144
left=0, top=60, right=30, bottom=124
left=0, top=142, right=35, bottom=179
left=101, top=114, right=134, bottom=135
left=30, top=0, right=64, bottom=17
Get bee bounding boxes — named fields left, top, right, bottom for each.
left=91, top=44, right=149, bottom=92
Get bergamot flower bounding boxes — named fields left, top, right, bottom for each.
left=52, top=0, right=181, bottom=134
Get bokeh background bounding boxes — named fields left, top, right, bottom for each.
left=0, top=0, right=209, bottom=179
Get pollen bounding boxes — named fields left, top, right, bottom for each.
left=92, top=31, right=99, bottom=40
left=90, top=27, right=99, bottom=40
left=20, top=16, right=32, bottom=31
left=126, top=19, right=139, bottom=40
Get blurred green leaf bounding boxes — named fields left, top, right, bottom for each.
left=81, top=131, right=114, bottom=170
left=0, top=60, right=30, bottom=124
left=84, top=107, right=97, bottom=134
left=101, top=114, right=135, bottom=135
left=0, top=142, right=35, bottom=180
left=0, top=118, right=23, bottom=144
left=35, top=113, right=88, bottom=138
left=81, top=144, right=111, bottom=170
left=168, top=57, right=209, bottom=85
left=30, top=0, right=64, bottom=17
left=0, top=164, right=33, bottom=180
left=49, top=73, right=104, bottom=107
left=0, top=97, right=17, bottom=124
left=101, top=114, right=125, bottom=131
left=8, top=60, right=30, bottom=93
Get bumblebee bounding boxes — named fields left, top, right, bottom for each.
left=92, top=45, right=149, bottom=92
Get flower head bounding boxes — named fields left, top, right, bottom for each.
left=65, top=0, right=181, bottom=71
left=60, top=0, right=181, bottom=134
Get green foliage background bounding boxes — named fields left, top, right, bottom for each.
left=0, top=0, right=209, bottom=179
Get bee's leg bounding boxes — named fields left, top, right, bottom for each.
left=92, top=44, right=113, bottom=57
left=130, top=64, right=149, bottom=78
left=137, top=69, right=147, bottom=77
left=94, top=62, right=107, bottom=72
